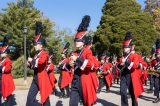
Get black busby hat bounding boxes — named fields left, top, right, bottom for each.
left=101, top=50, right=110, bottom=60
left=34, top=21, right=45, bottom=45
left=0, top=35, right=10, bottom=54
left=85, top=35, right=93, bottom=45
left=142, top=51, right=146, bottom=57
left=155, top=38, right=160, bottom=54
left=74, top=15, right=91, bottom=42
left=48, top=48, right=56, bottom=60
left=123, top=31, right=133, bottom=48
left=151, top=44, right=156, bottom=56
left=62, top=42, right=70, bottom=54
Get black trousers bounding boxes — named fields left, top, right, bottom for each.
left=112, top=66, right=117, bottom=81
left=26, top=76, right=50, bottom=106
left=149, top=75, right=154, bottom=90
left=0, top=79, right=2, bottom=105
left=69, top=75, right=83, bottom=106
left=58, top=75, right=70, bottom=96
left=153, top=76, right=160, bottom=98
left=4, top=94, right=15, bottom=106
left=98, top=77, right=108, bottom=92
left=65, top=85, right=70, bottom=96
left=59, top=85, right=70, bottom=96
left=120, top=74, right=138, bottom=106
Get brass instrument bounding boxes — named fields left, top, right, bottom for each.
left=97, top=69, right=109, bottom=78
left=147, top=70, right=160, bottom=76
left=97, top=64, right=105, bottom=78
left=147, top=61, right=160, bottom=76
left=97, top=71, right=104, bottom=78
left=119, top=52, right=132, bottom=72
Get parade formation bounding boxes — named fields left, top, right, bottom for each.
left=0, top=14, right=159, bottom=106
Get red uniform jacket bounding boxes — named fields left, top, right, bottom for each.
left=34, top=50, right=52, bottom=104
left=115, top=62, right=120, bottom=78
left=1, top=56, right=15, bottom=98
left=141, top=57, right=148, bottom=84
left=149, top=59, right=158, bottom=68
left=85, top=45, right=99, bottom=92
left=136, top=54, right=148, bottom=84
left=73, top=48, right=97, bottom=106
left=102, top=62, right=113, bottom=88
left=46, top=63, right=57, bottom=89
left=58, top=58, right=73, bottom=89
left=148, top=58, right=160, bottom=75
left=90, top=56, right=99, bottom=92
left=119, top=53, right=144, bottom=101
left=136, top=54, right=144, bottom=82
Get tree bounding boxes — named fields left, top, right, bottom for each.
left=0, top=0, right=62, bottom=78
left=145, top=0, right=160, bottom=32
left=46, top=31, right=62, bottom=64
left=94, top=0, right=159, bottom=56
left=54, top=26, right=75, bottom=56
left=0, top=0, right=54, bottom=58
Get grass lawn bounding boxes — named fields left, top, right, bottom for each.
left=14, top=74, right=60, bottom=90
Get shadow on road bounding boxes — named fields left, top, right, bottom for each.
left=101, top=89, right=120, bottom=96
left=139, top=95, right=155, bottom=101
left=111, top=85, right=120, bottom=89
left=97, top=98, right=118, bottom=106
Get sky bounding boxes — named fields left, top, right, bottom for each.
left=0, top=0, right=146, bottom=33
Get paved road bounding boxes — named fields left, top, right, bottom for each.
left=4, top=83, right=159, bottom=106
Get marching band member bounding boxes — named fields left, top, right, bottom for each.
left=147, top=45, right=156, bottom=93
left=97, top=51, right=113, bottom=93
left=26, top=22, right=52, bottom=106
left=58, top=42, right=72, bottom=98
left=0, top=35, right=15, bottom=106
left=85, top=36, right=99, bottom=93
left=118, top=32, right=144, bottom=106
left=148, top=38, right=160, bottom=103
left=46, top=50, right=57, bottom=94
left=68, top=15, right=97, bottom=106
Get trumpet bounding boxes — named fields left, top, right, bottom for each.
left=97, top=71, right=104, bottom=78
left=147, top=70, right=160, bottom=76
left=97, top=71, right=109, bottom=78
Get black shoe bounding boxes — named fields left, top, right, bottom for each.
left=153, top=98, right=160, bottom=103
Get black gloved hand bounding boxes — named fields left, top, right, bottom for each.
left=58, top=63, right=64, bottom=70
left=125, top=60, right=130, bottom=67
